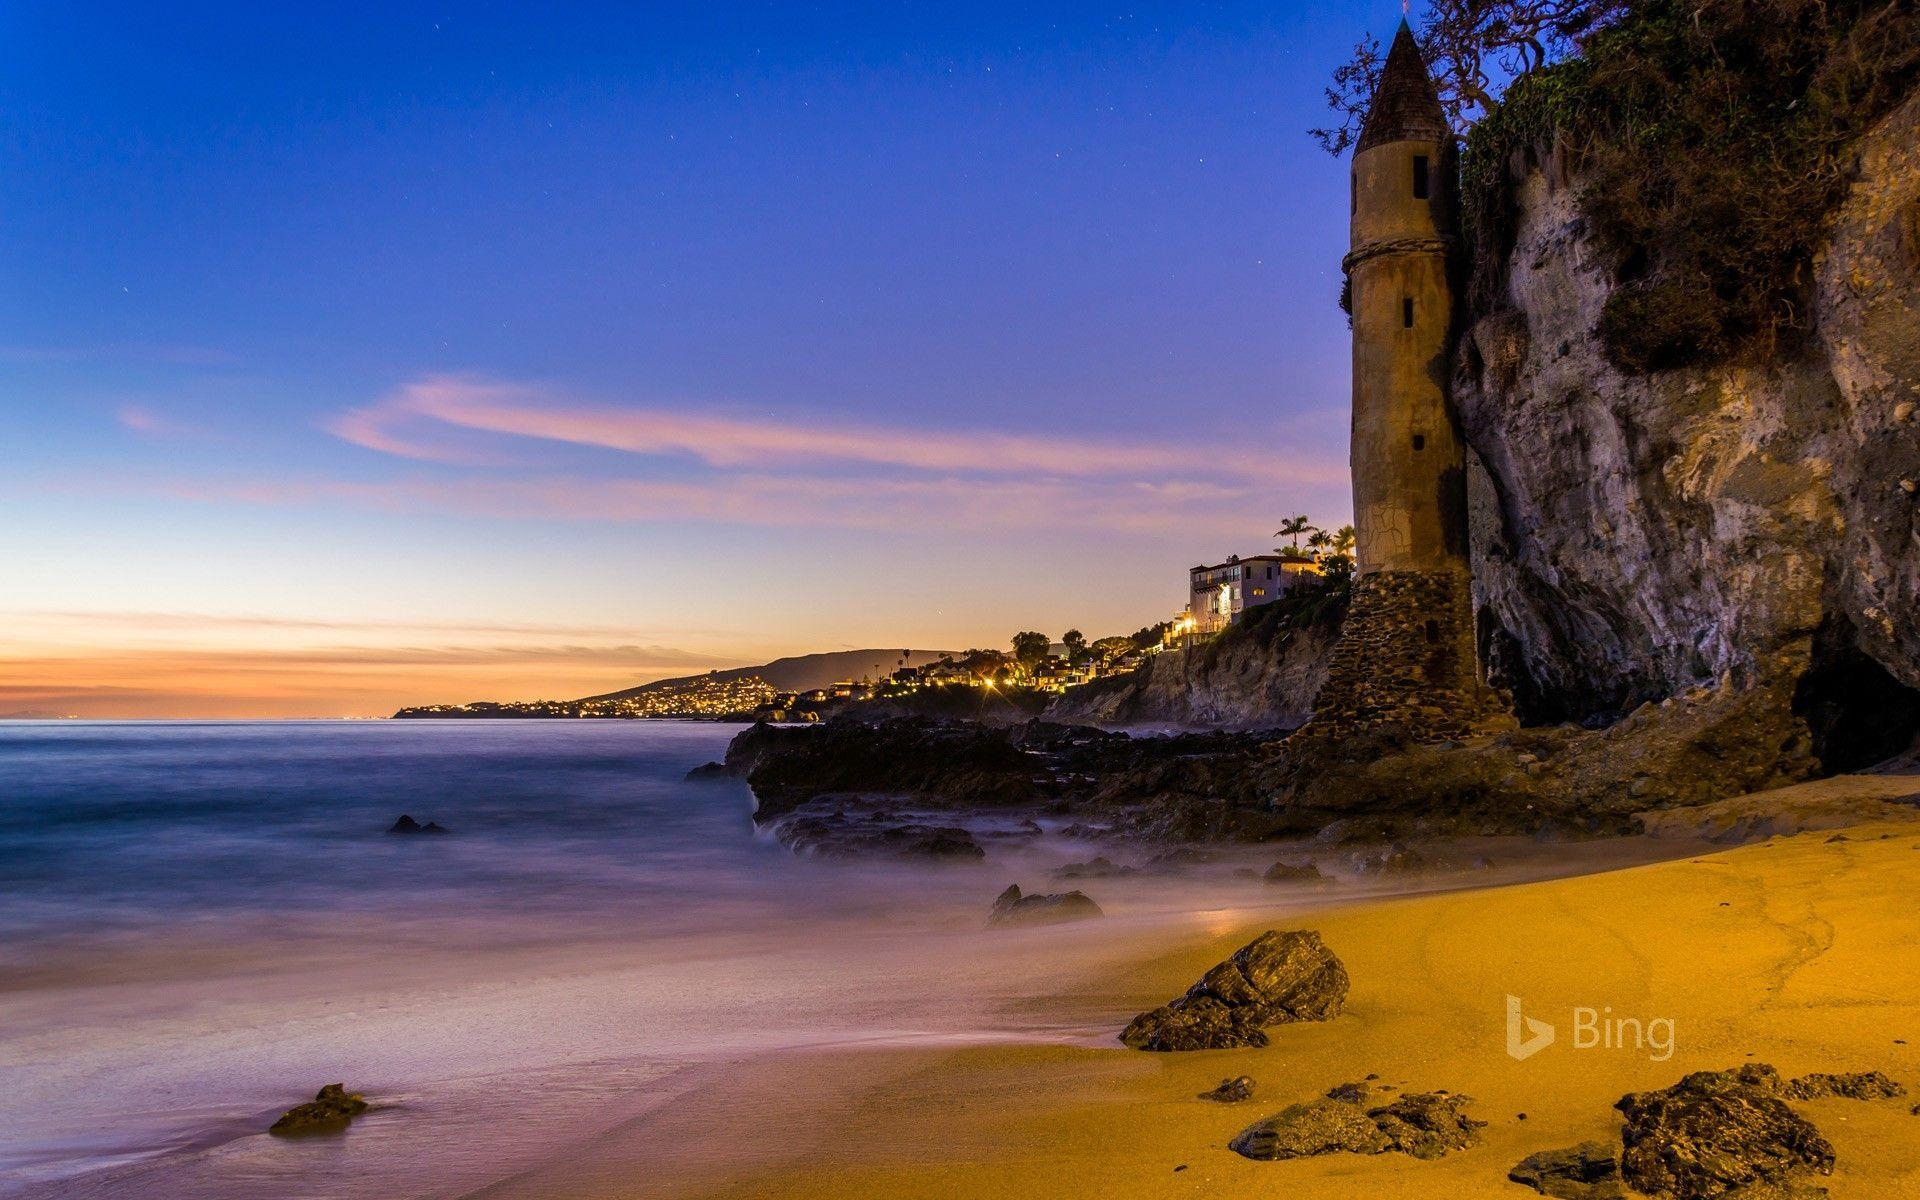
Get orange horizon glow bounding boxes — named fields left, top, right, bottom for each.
left=0, top=611, right=759, bottom=719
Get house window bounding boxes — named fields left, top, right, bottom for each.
left=1402, top=297, right=1414, bottom=328
left=1413, top=154, right=1430, bottom=199
left=1412, top=434, right=1426, bottom=451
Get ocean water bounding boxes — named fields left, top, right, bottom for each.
left=0, top=720, right=1670, bottom=1199
left=0, top=719, right=1332, bottom=1200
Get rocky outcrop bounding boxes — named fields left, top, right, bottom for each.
left=1044, top=605, right=1339, bottom=731
left=1120, top=929, right=1347, bottom=1051
left=387, top=815, right=449, bottom=835
left=723, top=719, right=1043, bottom=823
left=1455, top=86, right=1920, bottom=765
left=1053, top=856, right=1135, bottom=880
left=1229, top=1089, right=1482, bottom=1162
left=1199, top=1076, right=1256, bottom=1104
left=1505, top=1063, right=1907, bottom=1198
left=722, top=716, right=1287, bottom=849
left=1614, top=1066, right=1835, bottom=1199
left=762, top=804, right=987, bottom=860
left=1229, top=1097, right=1392, bottom=1159
left=986, top=884, right=1103, bottom=927
left=269, top=1084, right=370, bottom=1136
left=1367, top=1091, right=1486, bottom=1160
left=1263, top=859, right=1324, bottom=883
left=1509, top=1141, right=1624, bottom=1200
left=1635, top=774, right=1920, bottom=843
left=1253, top=681, right=1823, bottom=840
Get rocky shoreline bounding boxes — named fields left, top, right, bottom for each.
left=710, top=716, right=1279, bottom=857
left=707, top=675, right=1906, bottom=862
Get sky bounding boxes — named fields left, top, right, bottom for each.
left=0, top=1, right=1398, bottom=718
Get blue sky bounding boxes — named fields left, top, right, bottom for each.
left=0, top=1, right=1396, bottom=715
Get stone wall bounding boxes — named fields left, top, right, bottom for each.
left=1307, top=568, right=1510, bottom=741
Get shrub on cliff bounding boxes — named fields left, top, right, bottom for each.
left=1199, top=569, right=1352, bottom=671
left=1461, top=0, right=1920, bottom=371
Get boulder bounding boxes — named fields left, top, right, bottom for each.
left=684, top=761, right=730, bottom=781
left=269, top=1084, right=369, bottom=1136
left=987, top=884, right=1104, bottom=928
left=765, top=807, right=987, bottom=860
left=1142, top=847, right=1220, bottom=873
left=1353, top=843, right=1427, bottom=874
left=1229, top=1098, right=1392, bottom=1160
left=1229, top=1089, right=1481, bottom=1162
left=1052, top=855, right=1135, bottom=879
left=1509, top=1141, right=1625, bottom=1199
left=1264, top=859, right=1325, bottom=883
left=1120, top=929, right=1348, bottom=1051
left=1615, top=1066, right=1836, bottom=1199
left=386, top=815, right=449, bottom=835
left=1368, top=1091, right=1485, bottom=1159
left=1199, top=1076, right=1256, bottom=1103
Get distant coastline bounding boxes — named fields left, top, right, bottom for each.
left=391, top=647, right=962, bottom=721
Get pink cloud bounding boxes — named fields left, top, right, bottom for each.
left=166, top=469, right=1347, bottom=536
left=116, top=404, right=188, bottom=436
left=328, top=375, right=1344, bottom=484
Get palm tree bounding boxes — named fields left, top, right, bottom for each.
left=1306, top=528, right=1333, bottom=559
left=1333, top=524, right=1356, bottom=557
left=1275, top=515, right=1318, bottom=552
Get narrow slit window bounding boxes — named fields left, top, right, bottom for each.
left=1402, top=297, right=1415, bottom=328
left=1424, top=619, right=1441, bottom=644
left=1412, top=154, right=1430, bottom=199
left=1412, top=434, right=1426, bottom=451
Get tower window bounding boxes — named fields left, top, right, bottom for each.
left=1402, top=297, right=1414, bottom=328
left=1413, top=155, right=1430, bottom=200
left=1412, top=434, right=1426, bottom=451
left=1424, top=619, right=1441, bottom=644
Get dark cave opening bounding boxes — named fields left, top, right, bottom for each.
left=1792, top=615, right=1920, bottom=774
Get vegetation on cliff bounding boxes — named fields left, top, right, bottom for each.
left=1324, top=1, right=1920, bottom=370
left=1460, top=0, right=1920, bottom=370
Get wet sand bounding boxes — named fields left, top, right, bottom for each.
left=515, top=773, right=1920, bottom=1200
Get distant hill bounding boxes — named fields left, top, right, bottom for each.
left=579, top=649, right=961, bottom=702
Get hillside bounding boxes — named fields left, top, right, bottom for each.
left=578, top=649, right=960, bottom=702
left=1046, top=592, right=1344, bottom=731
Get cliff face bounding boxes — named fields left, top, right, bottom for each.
left=1045, top=611, right=1338, bottom=731
left=1455, top=86, right=1920, bottom=763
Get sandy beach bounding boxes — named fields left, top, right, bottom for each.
left=490, top=772, right=1920, bottom=1200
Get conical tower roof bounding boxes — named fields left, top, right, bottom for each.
left=1356, top=21, right=1449, bottom=153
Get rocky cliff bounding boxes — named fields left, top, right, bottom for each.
left=1455, top=84, right=1920, bottom=767
left=1045, top=600, right=1341, bottom=731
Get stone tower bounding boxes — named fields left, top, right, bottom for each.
left=1308, top=22, right=1507, bottom=741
